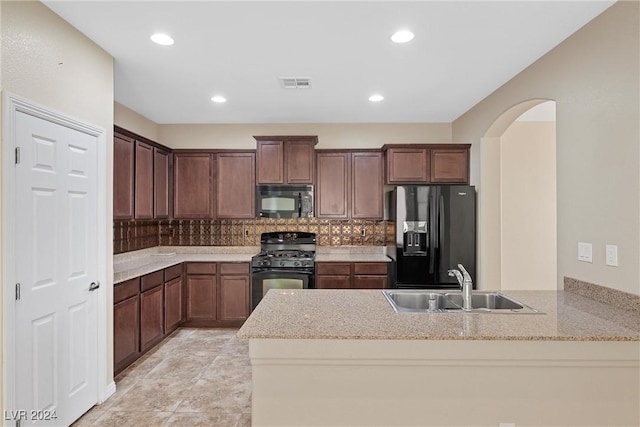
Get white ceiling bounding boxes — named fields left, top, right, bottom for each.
left=43, top=1, right=614, bottom=124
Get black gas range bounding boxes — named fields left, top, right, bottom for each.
left=251, top=232, right=316, bottom=309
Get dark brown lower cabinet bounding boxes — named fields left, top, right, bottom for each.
left=353, top=263, right=388, bottom=289
left=316, top=262, right=389, bottom=289
left=164, top=276, right=183, bottom=334
left=113, top=277, right=140, bottom=374
left=115, top=261, right=249, bottom=373
left=186, top=262, right=217, bottom=321
left=140, top=285, right=164, bottom=352
left=353, top=275, right=388, bottom=289
left=316, top=263, right=351, bottom=289
left=186, top=274, right=217, bottom=320
left=219, top=263, right=251, bottom=321
left=184, top=262, right=251, bottom=326
left=114, top=265, right=182, bottom=375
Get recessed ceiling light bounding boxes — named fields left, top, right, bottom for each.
left=369, top=94, right=384, bottom=102
left=211, top=96, right=227, bottom=103
left=150, top=33, right=174, bottom=46
left=391, top=30, right=414, bottom=44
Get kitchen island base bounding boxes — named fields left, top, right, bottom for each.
left=248, top=339, right=639, bottom=427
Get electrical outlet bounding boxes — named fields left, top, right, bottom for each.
left=606, top=244, right=618, bottom=266
left=578, top=242, right=592, bottom=263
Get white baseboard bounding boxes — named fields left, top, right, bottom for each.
left=100, top=381, right=116, bottom=404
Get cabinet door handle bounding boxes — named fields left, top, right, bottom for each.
left=89, top=282, right=100, bottom=291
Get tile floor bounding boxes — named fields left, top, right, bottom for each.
left=72, top=328, right=251, bottom=427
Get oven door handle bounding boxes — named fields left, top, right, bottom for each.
left=252, top=268, right=315, bottom=275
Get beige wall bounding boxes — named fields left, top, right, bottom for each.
left=114, top=102, right=159, bottom=142
left=157, top=122, right=452, bottom=150
left=453, top=2, right=640, bottom=295
left=114, top=105, right=453, bottom=150
left=1, top=0, right=115, bottom=409
left=501, top=121, right=557, bottom=290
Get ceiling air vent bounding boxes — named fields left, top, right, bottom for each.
left=280, top=77, right=311, bottom=89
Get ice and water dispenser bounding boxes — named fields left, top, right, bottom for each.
left=402, top=221, right=427, bottom=254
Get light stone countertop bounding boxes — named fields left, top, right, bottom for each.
left=237, top=289, right=640, bottom=341
left=315, top=246, right=390, bottom=263
left=113, top=246, right=258, bottom=284
left=113, top=246, right=390, bottom=284
left=315, top=254, right=391, bottom=262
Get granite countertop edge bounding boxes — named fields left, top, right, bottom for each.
left=236, top=289, right=640, bottom=342
left=235, top=333, right=638, bottom=342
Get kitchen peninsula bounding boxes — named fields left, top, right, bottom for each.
left=237, top=288, right=640, bottom=427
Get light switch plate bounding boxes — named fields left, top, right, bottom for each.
left=578, top=242, right=593, bottom=263
left=606, top=244, right=618, bottom=266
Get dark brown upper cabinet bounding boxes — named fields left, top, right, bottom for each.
left=285, top=140, right=315, bottom=183
left=383, top=144, right=470, bottom=184
left=351, top=151, right=384, bottom=219
left=430, top=148, right=470, bottom=183
left=154, top=148, right=170, bottom=219
left=216, top=152, right=256, bottom=219
left=385, top=147, right=429, bottom=184
left=255, top=140, right=283, bottom=183
left=316, top=152, right=350, bottom=219
left=114, top=127, right=173, bottom=220
left=134, top=141, right=154, bottom=219
left=254, top=136, right=317, bottom=184
left=173, top=152, right=215, bottom=219
left=316, top=150, right=383, bottom=220
left=113, top=133, right=135, bottom=220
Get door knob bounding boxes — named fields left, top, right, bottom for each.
left=89, top=282, right=100, bottom=291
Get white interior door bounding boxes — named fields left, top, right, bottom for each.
left=13, top=110, right=99, bottom=426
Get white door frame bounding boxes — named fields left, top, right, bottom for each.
left=2, top=92, right=111, bottom=420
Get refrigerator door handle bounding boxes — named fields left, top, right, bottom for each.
left=428, top=190, right=436, bottom=274
left=439, top=194, right=445, bottom=249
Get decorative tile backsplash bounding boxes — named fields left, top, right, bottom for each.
left=114, top=218, right=395, bottom=254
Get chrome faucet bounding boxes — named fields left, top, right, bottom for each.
left=448, top=264, right=473, bottom=309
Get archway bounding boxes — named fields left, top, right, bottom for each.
left=478, top=99, right=557, bottom=290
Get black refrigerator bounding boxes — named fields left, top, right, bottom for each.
left=387, top=185, right=476, bottom=289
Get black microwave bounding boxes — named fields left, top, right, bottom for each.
left=256, top=185, right=314, bottom=218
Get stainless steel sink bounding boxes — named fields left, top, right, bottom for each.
left=382, top=290, right=460, bottom=312
left=382, top=290, right=542, bottom=314
left=445, top=293, right=524, bottom=310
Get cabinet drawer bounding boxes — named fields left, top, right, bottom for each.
left=219, top=262, right=250, bottom=275
left=316, top=263, right=351, bottom=275
left=353, top=275, right=388, bottom=289
left=353, top=262, right=388, bottom=276
left=114, top=278, right=139, bottom=304
left=316, top=275, right=351, bottom=289
left=186, top=262, right=217, bottom=275
left=164, top=263, right=183, bottom=281
left=141, top=270, right=164, bottom=292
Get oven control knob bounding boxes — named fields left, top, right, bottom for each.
left=260, top=260, right=269, bottom=267
left=294, top=261, right=300, bottom=267
left=279, top=261, right=285, bottom=266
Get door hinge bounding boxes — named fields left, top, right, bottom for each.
left=15, top=283, right=21, bottom=301
left=15, top=147, right=21, bottom=165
